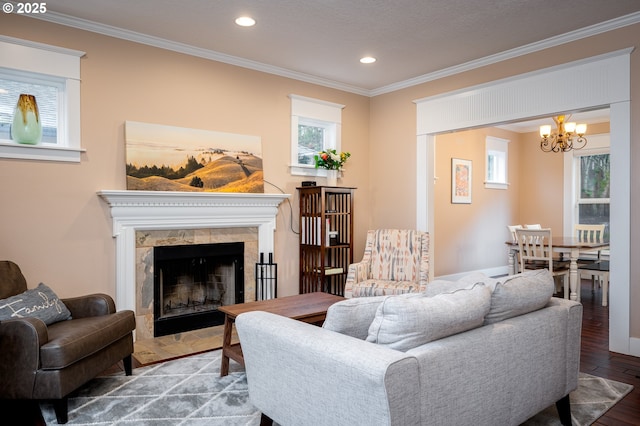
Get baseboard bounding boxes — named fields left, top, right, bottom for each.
left=435, top=265, right=509, bottom=281
left=629, top=337, right=640, bottom=357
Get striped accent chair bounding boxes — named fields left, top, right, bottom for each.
left=344, top=229, right=429, bottom=298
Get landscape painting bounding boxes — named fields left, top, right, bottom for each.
left=125, top=121, right=264, bottom=193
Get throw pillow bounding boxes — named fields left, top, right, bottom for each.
left=424, top=273, right=499, bottom=297
left=483, top=269, right=554, bottom=325
left=323, top=292, right=425, bottom=340
left=323, top=295, right=389, bottom=339
left=455, top=272, right=500, bottom=292
left=366, top=283, right=491, bottom=351
left=0, top=283, right=71, bottom=325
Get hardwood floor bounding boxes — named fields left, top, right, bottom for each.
left=10, top=278, right=640, bottom=425
left=577, top=279, right=640, bottom=425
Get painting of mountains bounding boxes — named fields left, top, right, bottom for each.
left=125, top=121, right=263, bottom=193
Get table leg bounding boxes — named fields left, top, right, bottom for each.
left=220, top=314, right=233, bottom=377
left=569, top=249, right=580, bottom=302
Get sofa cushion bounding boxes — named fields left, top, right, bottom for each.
left=323, top=292, right=424, bottom=339
left=41, top=310, right=135, bottom=369
left=366, top=283, right=491, bottom=351
left=0, top=282, right=71, bottom=325
left=483, top=269, right=554, bottom=325
left=323, top=295, right=388, bottom=339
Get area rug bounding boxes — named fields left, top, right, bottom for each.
left=40, top=351, right=633, bottom=425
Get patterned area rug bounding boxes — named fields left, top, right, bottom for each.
left=40, top=351, right=633, bottom=425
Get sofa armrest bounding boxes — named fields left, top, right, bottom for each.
left=0, top=317, right=48, bottom=398
left=404, top=297, right=583, bottom=425
left=546, top=297, right=583, bottom=394
left=236, top=311, right=420, bottom=426
left=62, top=293, right=116, bottom=318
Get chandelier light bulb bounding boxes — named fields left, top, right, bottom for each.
left=540, top=125, right=551, bottom=138
left=576, top=123, right=587, bottom=135
left=565, top=122, right=577, bottom=133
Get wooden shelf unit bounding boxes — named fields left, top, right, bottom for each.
left=298, top=186, right=355, bottom=296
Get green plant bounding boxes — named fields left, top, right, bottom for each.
left=315, top=149, right=350, bottom=170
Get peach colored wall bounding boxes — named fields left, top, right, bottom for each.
left=434, top=128, right=522, bottom=276
left=516, top=130, right=564, bottom=233
left=434, top=123, right=611, bottom=277
left=370, top=24, right=640, bottom=338
left=0, top=15, right=371, bottom=298
left=517, top=121, right=611, bottom=236
left=2, top=15, right=639, bottom=339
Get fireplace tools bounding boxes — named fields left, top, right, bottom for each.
left=255, top=252, right=277, bottom=300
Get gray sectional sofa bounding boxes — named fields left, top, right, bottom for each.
left=236, top=269, right=582, bottom=426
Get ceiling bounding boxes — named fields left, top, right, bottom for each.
left=29, top=0, right=640, bottom=97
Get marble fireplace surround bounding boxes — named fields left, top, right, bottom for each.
left=98, top=190, right=289, bottom=338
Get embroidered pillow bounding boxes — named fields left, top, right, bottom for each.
left=0, top=283, right=71, bottom=325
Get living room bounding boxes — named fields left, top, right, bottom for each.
left=1, top=3, right=640, bottom=423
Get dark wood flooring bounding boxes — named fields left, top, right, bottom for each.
left=577, top=280, right=640, bottom=425
left=6, top=279, right=640, bottom=425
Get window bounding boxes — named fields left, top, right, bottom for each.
left=576, top=151, right=610, bottom=239
left=0, top=73, right=61, bottom=144
left=485, top=136, right=509, bottom=189
left=0, top=35, right=84, bottom=162
left=290, top=94, right=344, bottom=176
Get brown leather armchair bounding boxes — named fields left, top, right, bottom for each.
left=0, top=260, right=136, bottom=424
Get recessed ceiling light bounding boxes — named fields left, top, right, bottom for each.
left=360, top=56, right=376, bottom=64
left=235, top=16, right=256, bottom=27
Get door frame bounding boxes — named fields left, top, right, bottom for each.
left=415, top=48, right=633, bottom=355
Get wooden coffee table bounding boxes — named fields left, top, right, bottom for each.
left=218, top=292, right=344, bottom=376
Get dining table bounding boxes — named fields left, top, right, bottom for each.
left=505, top=237, right=609, bottom=302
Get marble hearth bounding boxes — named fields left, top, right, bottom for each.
left=98, top=190, right=289, bottom=339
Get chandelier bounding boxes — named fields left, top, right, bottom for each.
left=539, top=115, right=587, bottom=153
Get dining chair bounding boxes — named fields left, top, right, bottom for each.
left=507, top=225, right=523, bottom=273
left=507, top=225, right=522, bottom=243
left=523, top=224, right=544, bottom=246
left=515, top=228, right=570, bottom=298
left=523, top=224, right=542, bottom=229
left=575, top=223, right=607, bottom=290
left=574, top=223, right=606, bottom=260
left=578, top=260, right=610, bottom=306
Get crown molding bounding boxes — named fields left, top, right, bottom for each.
left=25, top=9, right=640, bottom=97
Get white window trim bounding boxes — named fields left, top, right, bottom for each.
left=0, top=35, right=85, bottom=162
left=569, top=133, right=610, bottom=230
left=484, top=136, right=509, bottom=189
left=289, top=94, right=344, bottom=177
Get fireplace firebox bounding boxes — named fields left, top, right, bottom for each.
left=153, top=242, right=244, bottom=337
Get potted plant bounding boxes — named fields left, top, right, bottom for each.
left=315, top=149, right=351, bottom=186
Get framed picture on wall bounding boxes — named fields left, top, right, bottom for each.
left=452, top=158, right=472, bottom=204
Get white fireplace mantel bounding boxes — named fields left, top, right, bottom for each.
left=98, top=190, right=290, bottom=313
